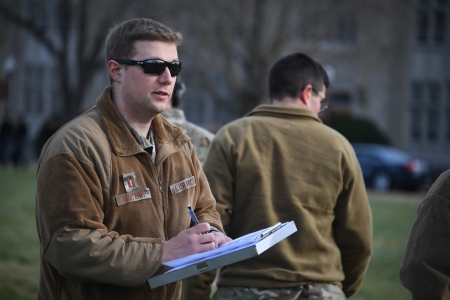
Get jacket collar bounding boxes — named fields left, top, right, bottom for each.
left=96, top=86, right=190, bottom=164
left=246, top=104, right=323, bottom=124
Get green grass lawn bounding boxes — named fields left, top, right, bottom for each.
left=351, top=191, right=425, bottom=300
left=0, top=166, right=424, bottom=299
left=0, top=166, right=39, bottom=300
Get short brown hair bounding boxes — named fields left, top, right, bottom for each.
left=105, top=18, right=182, bottom=83
left=269, top=53, right=329, bottom=102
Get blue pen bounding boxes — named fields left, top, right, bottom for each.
left=188, top=204, right=200, bottom=224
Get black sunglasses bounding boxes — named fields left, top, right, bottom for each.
left=114, top=59, right=182, bottom=77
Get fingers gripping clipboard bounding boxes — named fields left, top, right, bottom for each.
left=148, top=221, right=297, bottom=289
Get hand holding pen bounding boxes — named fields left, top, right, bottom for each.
left=187, top=204, right=232, bottom=242
left=187, top=204, right=200, bottom=225
left=161, top=204, right=231, bottom=263
left=188, top=204, right=210, bottom=234
left=161, top=222, right=216, bottom=262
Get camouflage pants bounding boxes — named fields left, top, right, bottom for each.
left=212, top=283, right=346, bottom=300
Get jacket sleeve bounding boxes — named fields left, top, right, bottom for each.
left=399, top=171, right=450, bottom=300
left=333, top=149, right=373, bottom=297
left=36, top=153, right=164, bottom=287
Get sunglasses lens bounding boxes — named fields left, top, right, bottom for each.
left=168, top=62, right=182, bottom=76
left=143, top=60, right=167, bottom=75
left=142, top=60, right=182, bottom=77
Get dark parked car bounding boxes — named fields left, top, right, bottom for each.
left=352, top=143, right=431, bottom=191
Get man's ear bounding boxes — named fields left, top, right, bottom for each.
left=299, top=84, right=313, bottom=105
left=107, top=60, right=122, bottom=82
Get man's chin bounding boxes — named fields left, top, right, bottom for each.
left=149, top=100, right=169, bottom=114
left=157, top=105, right=170, bottom=114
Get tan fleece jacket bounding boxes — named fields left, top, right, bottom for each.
left=182, top=105, right=372, bottom=299
left=35, top=86, right=223, bottom=300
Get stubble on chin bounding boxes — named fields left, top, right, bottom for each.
left=136, top=98, right=169, bottom=120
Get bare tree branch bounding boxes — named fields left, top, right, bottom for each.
left=175, top=0, right=337, bottom=117
left=0, top=2, right=60, bottom=56
left=0, top=0, right=147, bottom=122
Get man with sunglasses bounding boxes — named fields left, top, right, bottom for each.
left=183, top=53, right=372, bottom=300
left=35, top=18, right=230, bottom=300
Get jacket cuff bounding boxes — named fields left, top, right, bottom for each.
left=208, top=225, right=220, bottom=233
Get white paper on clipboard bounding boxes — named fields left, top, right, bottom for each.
left=148, top=221, right=297, bottom=289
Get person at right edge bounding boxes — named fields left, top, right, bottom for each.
left=182, top=53, right=372, bottom=300
left=399, top=169, right=450, bottom=299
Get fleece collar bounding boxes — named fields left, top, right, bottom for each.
left=95, top=86, right=190, bottom=165
left=246, top=104, right=323, bottom=124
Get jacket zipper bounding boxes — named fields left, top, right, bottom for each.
left=158, top=177, right=163, bottom=195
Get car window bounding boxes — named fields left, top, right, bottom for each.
left=377, top=147, right=410, bottom=162
left=356, top=154, right=381, bottom=164
left=353, top=144, right=410, bottom=164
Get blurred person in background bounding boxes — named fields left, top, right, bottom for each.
left=182, top=53, right=372, bottom=300
left=0, top=112, right=13, bottom=165
left=11, top=115, right=28, bottom=167
left=34, top=115, right=60, bottom=159
left=162, top=76, right=215, bottom=165
left=399, top=169, right=450, bottom=299
left=35, top=18, right=229, bottom=300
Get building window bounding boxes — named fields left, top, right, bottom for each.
left=411, top=82, right=424, bottom=139
left=416, top=10, right=429, bottom=44
left=434, top=10, right=447, bottom=43
left=427, top=82, right=441, bottom=141
left=415, top=0, right=449, bottom=45
left=411, top=81, right=447, bottom=143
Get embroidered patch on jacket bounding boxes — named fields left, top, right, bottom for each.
left=123, top=172, right=140, bottom=192
left=170, top=176, right=196, bottom=195
left=115, top=188, right=151, bottom=206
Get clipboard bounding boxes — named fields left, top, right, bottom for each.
left=148, top=221, right=297, bottom=289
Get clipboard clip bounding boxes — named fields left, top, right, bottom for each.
left=196, top=261, right=209, bottom=272
left=259, top=222, right=282, bottom=240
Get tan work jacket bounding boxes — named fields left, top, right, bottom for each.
left=36, top=87, right=223, bottom=300
left=183, top=105, right=372, bottom=299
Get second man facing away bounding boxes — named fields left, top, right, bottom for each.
left=182, top=53, right=373, bottom=300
